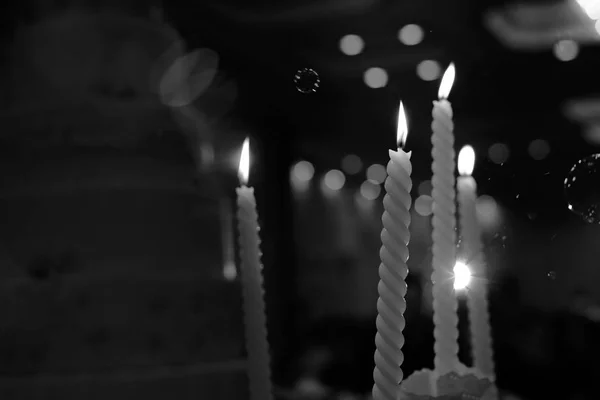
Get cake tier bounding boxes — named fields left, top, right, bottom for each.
left=0, top=153, right=245, bottom=398
left=0, top=359, right=247, bottom=400
left=0, top=152, right=205, bottom=197
left=4, top=11, right=182, bottom=111
left=0, top=101, right=177, bottom=148
left=0, top=276, right=244, bottom=374
left=0, top=132, right=238, bottom=392
left=0, top=10, right=206, bottom=152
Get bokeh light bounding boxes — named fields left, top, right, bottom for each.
left=323, top=169, right=346, bottom=191
left=296, top=377, right=328, bottom=397
left=584, top=124, right=600, bottom=144
left=159, top=48, right=219, bottom=108
left=418, top=180, right=432, bottom=196
left=339, top=34, right=365, bottom=56
left=291, top=161, right=314, bottom=192
left=453, top=261, right=472, bottom=290
left=476, top=195, right=500, bottom=229
left=292, top=160, right=315, bottom=182
left=364, top=67, right=388, bottom=89
left=415, top=195, right=433, bottom=216
left=223, top=261, right=237, bottom=281
left=366, top=164, right=387, bottom=184
left=342, top=154, right=363, bottom=175
left=360, top=180, right=381, bottom=200
left=553, top=40, right=579, bottom=62
left=398, top=24, right=424, bottom=46
left=596, top=20, right=600, bottom=35
left=528, top=139, right=550, bottom=160
left=488, top=143, right=510, bottom=164
left=416, top=60, right=441, bottom=81
left=355, top=191, right=374, bottom=211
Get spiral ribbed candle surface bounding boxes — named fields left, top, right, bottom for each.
left=458, top=177, right=496, bottom=381
left=373, top=149, right=412, bottom=400
left=236, top=186, right=273, bottom=400
left=430, top=99, right=460, bottom=375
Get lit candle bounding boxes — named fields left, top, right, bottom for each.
left=430, top=63, right=460, bottom=375
left=457, top=145, right=496, bottom=381
left=236, top=137, right=273, bottom=400
left=373, top=101, right=412, bottom=400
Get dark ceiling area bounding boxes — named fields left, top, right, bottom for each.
left=164, top=0, right=600, bottom=227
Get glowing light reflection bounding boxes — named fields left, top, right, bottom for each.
left=453, top=261, right=472, bottom=290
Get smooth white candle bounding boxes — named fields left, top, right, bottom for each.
left=457, top=145, right=496, bottom=381
left=373, top=102, right=412, bottom=400
left=430, top=63, right=460, bottom=375
left=236, top=137, right=273, bottom=400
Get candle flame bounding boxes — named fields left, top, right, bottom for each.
left=397, top=101, right=409, bottom=148
left=438, top=63, right=456, bottom=100
left=238, top=137, right=250, bottom=184
left=576, top=0, right=600, bottom=19
left=458, top=145, right=475, bottom=176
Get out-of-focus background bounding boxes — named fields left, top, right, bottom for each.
left=0, top=0, right=600, bottom=399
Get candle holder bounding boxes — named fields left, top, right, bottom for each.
left=399, top=366, right=496, bottom=400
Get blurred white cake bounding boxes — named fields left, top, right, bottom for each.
left=0, top=8, right=246, bottom=400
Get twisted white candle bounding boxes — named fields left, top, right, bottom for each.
left=430, top=63, right=460, bottom=375
left=373, top=102, right=412, bottom=400
left=457, top=146, right=496, bottom=381
left=237, top=138, right=273, bottom=400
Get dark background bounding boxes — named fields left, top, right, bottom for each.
left=1, top=0, right=600, bottom=399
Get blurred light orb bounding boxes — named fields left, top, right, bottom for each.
left=364, top=67, right=388, bottom=89
left=564, top=154, right=600, bottom=224
left=159, top=48, right=220, bottom=108
left=415, top=195, right=433, bottom=216
left=418, top=180, right=432, bottom=196
left=323, top=169, right=346, bottom=191
left=476, top=195, right=500, bottom=229
left=223, top=262, right=237, bottom=281
left=488, top=143, right=510, bottom=164
left=292, top=160, right=315, bottom=182
left=553, top=40, right=579, bottom=62
left=355, top=191, right=374, bottom=211
left=342, top=154, right=363, bottom=175
left=292, top=178, right=310, bottom=193
left=453, top=261, right=472, bottom=290
left=296, top=378, right=328, bottom=397
left=596, top=20, right=600, bottom=35
left=416, top=60, right=441, bottom=81
left=340, top=34, right=365, bottom=56
left=294, top=68, right=320, bottom=94
left=366, top=164, right=387, bottom=184
left=360, top=180, right=381, bottom=200
left=398, top=24, right=424, bottom=46
left=528, top=139, right=551, bottom=160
